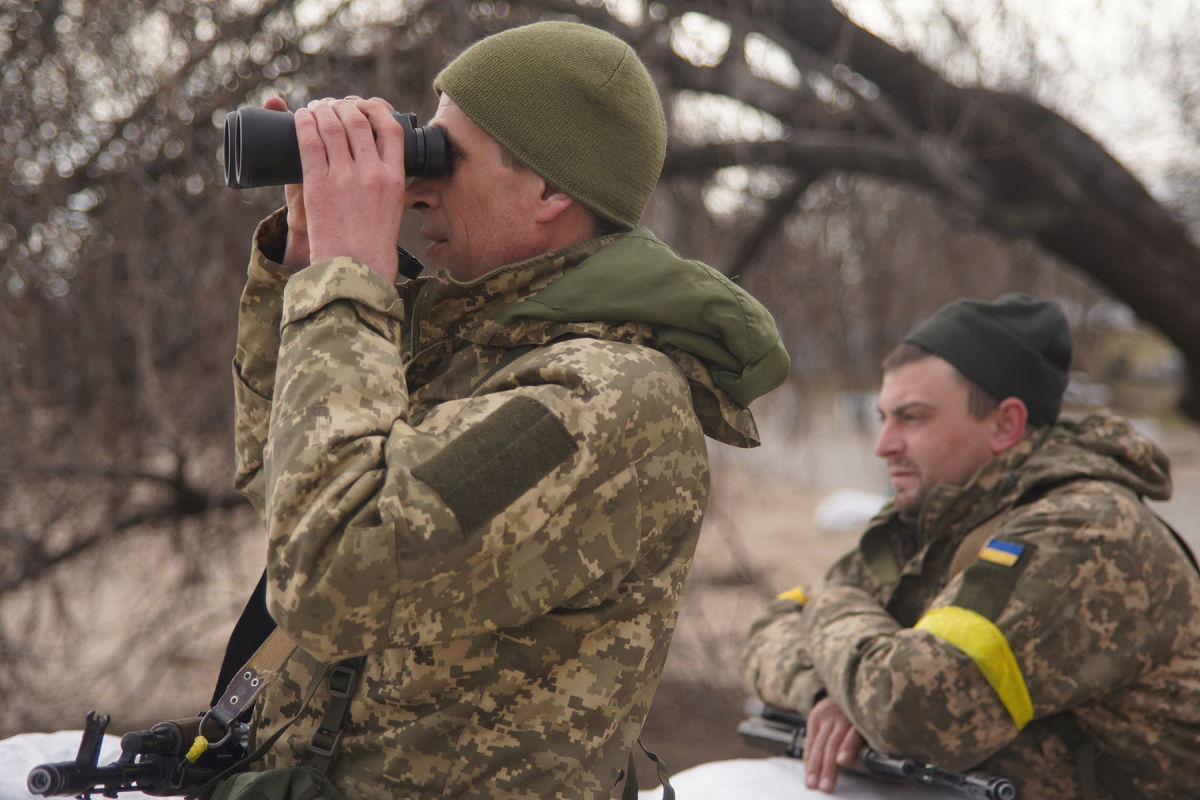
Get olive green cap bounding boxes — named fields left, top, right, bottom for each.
left=434, top=21, right=667, bottom=229
left=905, top=293, right=1073, bottom=425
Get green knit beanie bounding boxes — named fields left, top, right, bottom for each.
left=904, top=293, right=1073, bottom=425
left=434, top=21, right=667, bottom=229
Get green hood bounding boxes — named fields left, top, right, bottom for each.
left=493, top=228, right=790, bottom=408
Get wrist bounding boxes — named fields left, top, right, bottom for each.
left=282, top=228, right=311, bottom=272
left=308, top=245, right=398, bottom=283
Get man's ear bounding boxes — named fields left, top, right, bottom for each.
left=532, top=182, right=576, bottom=223
left=991, top=397, right=1029, bottom=453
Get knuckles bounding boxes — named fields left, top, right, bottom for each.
left=342, top=112, right=374, bottom=137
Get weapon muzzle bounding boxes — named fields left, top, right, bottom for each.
left=27, top=762, right=81, bottom=795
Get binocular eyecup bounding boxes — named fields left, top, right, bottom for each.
left=223, top=105, right=446, bottom=189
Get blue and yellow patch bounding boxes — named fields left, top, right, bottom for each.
left=979, top=538, right=1024, bottom=567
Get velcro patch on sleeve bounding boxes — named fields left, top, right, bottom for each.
left=953, top=540, right=1035, bottom=622
left=412, top=396, right=578, bottom=535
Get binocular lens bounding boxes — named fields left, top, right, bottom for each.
left=223, top=106, right=446, bottom=189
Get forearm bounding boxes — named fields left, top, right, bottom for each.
left=262, top=255, right=408, bottom=659
left=232, top=209, right=294, bottom=512
left=799, top=583, right=1017, bottom=769
left=742, top=598, right=826, bottom=714
left=742, top=548, right=886, bottom=715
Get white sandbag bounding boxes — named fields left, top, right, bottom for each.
left=813, top=489, right=887, bottom=533
left=637, top=756, right=936, bottom=799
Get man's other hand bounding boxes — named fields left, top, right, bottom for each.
left=804, top=696, right=865, bottom=793
left=262, top=96, right=310, bottom=272
left=293, top=96, right=406, bottom=281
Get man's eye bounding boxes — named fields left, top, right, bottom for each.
left=442, top=138, right=460, bottom=175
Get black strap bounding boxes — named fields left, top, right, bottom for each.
left=307, top=657, right=364, bottom=776
left=620, top=739, right=674, bottom=800
left=1016, top=479, right=1199, bottom=577
left=1040, top=711, right=1152, bottom=800
left=211, top=571, right=277, bottom=710
left=396, top=245, right=425, bottom=280
left=1153, top=513, right=1200, bottom=575
left=188, top=655, right=361, bottom=799
left=187, top=662, right=331, bottom=800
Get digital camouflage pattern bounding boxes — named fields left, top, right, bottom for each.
left=743, top=413, right=1200, bottom=799
left=233, top=210, right=784, bottom=799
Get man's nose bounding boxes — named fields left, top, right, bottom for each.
left=873, top=421, right=898, bottom=459
left=405, top=177, right=438, bottom=211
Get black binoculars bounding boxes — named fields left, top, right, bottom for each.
left=223, top=105, right=447, bottom=189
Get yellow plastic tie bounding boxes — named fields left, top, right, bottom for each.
left=184, top=735, right=209, bottom=763
left=776, top=584, right=807, bottom=606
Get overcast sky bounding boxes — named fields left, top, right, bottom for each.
left=837, top=0, right=1199, bottom=198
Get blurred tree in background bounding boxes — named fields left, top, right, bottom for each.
left=3, top=0, right=1199, bottom=743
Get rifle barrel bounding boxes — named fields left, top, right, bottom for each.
left=917, top=765, right=1018, bottom=800
left=27, top=759, right=161, bottom=797
left=739, top=713, right=1019, bottom=799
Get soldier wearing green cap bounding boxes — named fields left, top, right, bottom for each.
left=743, top=294, right=1200, bottom=799
left=226, top=19, right=788, bottom=800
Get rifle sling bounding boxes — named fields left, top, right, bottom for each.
left=212, top=572, right=277, bottom=710
left=208, top=627, right=298, bottom=731
left=619, top=739, right=675, bottom=800
left=306, top=657, right=364, bottom=775
left=210, top=573, right=361, bottom=774
left=186, top=652, right=335, bottom=800
left=197, top=625, right=361, bottom=793
left=1039, top=711, right=1152, bottom=800
left=946, top=513, right=1006, bottom=581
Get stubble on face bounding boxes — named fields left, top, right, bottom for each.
left=875, top=357, right=999, bottom=522
left=889, top=457, right=926, bottom=519
left=406, top=95, right=546, bottom=281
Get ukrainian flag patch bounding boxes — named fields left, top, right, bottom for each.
left=979, top=538, right=1024, bottom=567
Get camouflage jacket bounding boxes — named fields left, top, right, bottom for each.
left=743, top=413, right=1200, bottom=799
left=232, top=211, right=787, bottom=799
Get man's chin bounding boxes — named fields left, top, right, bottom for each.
left=422, top=239, right=448, bottom=264
left=892, top=490, right=923, bottom=519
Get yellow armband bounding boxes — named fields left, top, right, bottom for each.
left=915, top=606, right=1033, bottom=730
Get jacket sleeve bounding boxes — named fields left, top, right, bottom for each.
left=797, top=484, right=1179, bottom=771
left=233, top=235, right=704, bottom=664
left=741, top=549, right=874, bottom=715
left=233, top=210, right=292, bottom=515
